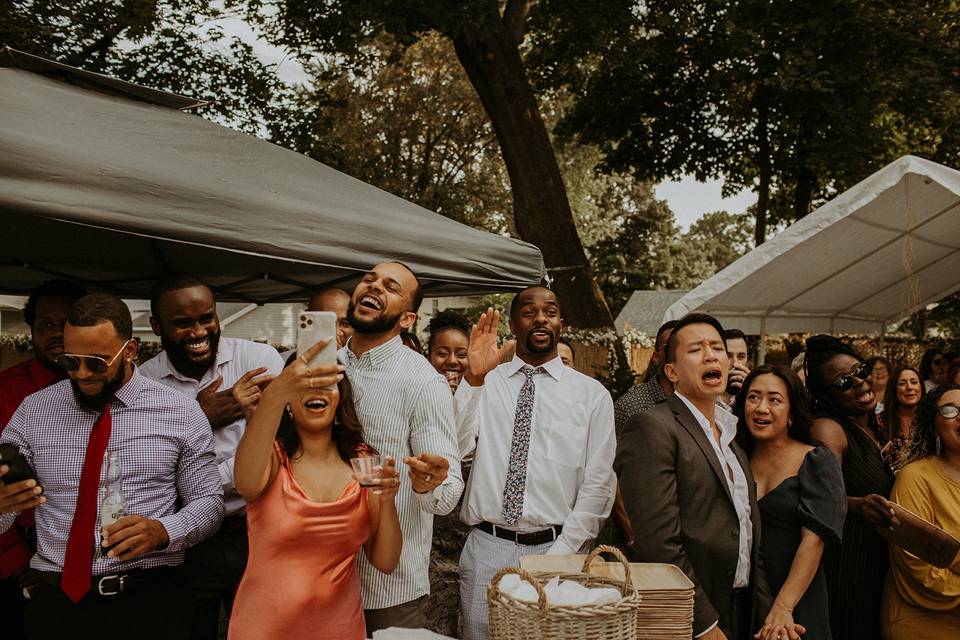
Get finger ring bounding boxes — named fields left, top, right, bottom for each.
left=309, top=377, right=315, bottom=388
left=299, top=355, right=309, bottom=366
left=425, top=473, right=432, bottom=482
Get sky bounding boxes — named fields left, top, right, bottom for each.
left=656, top=177, right=757, bottom=230
left=217, top=15, right=756, bottom=229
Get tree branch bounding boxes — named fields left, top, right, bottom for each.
left=502, top=0, right=536, bottom=46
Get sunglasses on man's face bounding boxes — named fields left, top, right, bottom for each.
left=938, top=404, right=960, bottom=420
left=56, top=342, right=128, bottom=374
left=831, top=362, right=871, bottom=392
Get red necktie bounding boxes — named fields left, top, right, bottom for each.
left=61, top=406, right=112, bottom=603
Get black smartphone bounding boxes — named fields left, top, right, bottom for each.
left=0, top=444, right=38, bottom=485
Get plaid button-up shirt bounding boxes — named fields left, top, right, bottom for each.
left=0, top=369, right=224, bottom=575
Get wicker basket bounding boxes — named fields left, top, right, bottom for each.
left=487, top=545, right=641, bottom=640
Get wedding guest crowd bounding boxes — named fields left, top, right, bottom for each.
left=1, top=273, right=958, bottom=640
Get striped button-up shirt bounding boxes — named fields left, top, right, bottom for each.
left=0, top=369, right=224, bottom=575
left=341, top=336, right=463, bottom=609
left=140, top=337, right=284, bottom=517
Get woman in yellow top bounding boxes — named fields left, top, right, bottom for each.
left=882, top=383, right=960, bottom=639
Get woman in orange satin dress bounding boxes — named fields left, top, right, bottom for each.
left=229, top=340, right=403, bottom=640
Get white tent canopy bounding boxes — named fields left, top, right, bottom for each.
left=664, top=155, right=960, bottom=336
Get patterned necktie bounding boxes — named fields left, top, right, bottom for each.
left=61, top=406, right=112, bottom=603
left=501, top=365, right=545, bottom=526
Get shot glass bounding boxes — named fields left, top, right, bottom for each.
left=350, top=455, right=385, bottom=488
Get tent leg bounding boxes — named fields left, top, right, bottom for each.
left=758, top=317, right=768, bottom=365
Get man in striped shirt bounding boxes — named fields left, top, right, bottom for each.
left=340, top=262, right=463, bottom=632
left=0, top=293, right=223, bottom=639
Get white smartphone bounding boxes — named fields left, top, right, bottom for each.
left=296, top=311, right=338, bottom=373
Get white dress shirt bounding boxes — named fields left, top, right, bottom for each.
left=140, top=337, right=284, bottom=516
left=675, top=392, right=753, bottom=589
left=456, top=355, right=616, bottom=555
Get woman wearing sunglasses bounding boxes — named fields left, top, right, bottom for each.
left=733, top=365, right=846, bottom=640
left=919, top=348, right=948, bottom=393
left=805, top=335, right=895, bottom=640
left=881, top=384, right=960, bottom=639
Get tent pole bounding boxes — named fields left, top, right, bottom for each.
left=758, top=317, right=768, bottom=365
left=879, top=322, right=887, bottom=353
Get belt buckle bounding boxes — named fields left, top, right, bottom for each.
left=97, top=574, right=125, bottom=596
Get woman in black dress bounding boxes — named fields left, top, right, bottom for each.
left=805, top=336, right=896, bottom=640
left=734, top=364, right=846, bottom=640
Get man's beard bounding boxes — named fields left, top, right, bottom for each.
left=524, top=330, right=557, bottom=354
left=162, top=330, right=220, bottom=378
left=71, top=363, right=127, bottom=411
left=33, top=336, right=65, bottom=374
left=347, top=300, right=403, bottom=335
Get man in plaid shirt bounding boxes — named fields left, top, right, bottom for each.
left=0, top=293, right=223, bottom=639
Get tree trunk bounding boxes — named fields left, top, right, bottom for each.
left=793, top=165, right=814, bottom=220
left=754, top=101, right=771, bottom=246
left=451, top=21, right=614, bottom=329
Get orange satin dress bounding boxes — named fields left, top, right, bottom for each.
left=229, top=445, right=371, bottom=640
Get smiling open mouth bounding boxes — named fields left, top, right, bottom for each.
left=359, top=295, right=383, bottom=311
left=185, top=337, right=210, bottom=355
left=303, top=397, right=330, bottom=412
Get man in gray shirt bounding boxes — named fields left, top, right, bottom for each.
left=340, top=262, right=463, bottom=631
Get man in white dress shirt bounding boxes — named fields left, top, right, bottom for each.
left=456, top=286, right=616, bottom=640
left=139, top=274, right=284, bottom=640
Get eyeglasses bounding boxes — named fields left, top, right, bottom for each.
left=831, top=362, right=871, bottom=391
left=57, top=343, right=128, bottom=374
left=938, top=404, right=960, bottom=420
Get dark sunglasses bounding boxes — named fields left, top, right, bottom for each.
left=57, top=343, right=128, bottom=374
left=831, top=362, right=871, bottom=392
left=938, top=404, right=960, bottom=420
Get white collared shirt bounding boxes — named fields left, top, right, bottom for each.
left=140, top=337, right=284, bottom=516
left=675, top=392, right=753, bottom=589
left=457, top=355, right=616, bottom=554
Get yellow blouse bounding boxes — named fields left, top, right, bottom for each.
left=889, top=457, right=960, bottom=611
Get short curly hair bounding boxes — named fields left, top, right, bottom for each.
left=68, top=293, right=132, bottom=340
left=23, top=279, right=87, bottom=326
left=427, top=309, right=471, bottom=352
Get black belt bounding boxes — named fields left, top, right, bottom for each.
left=37, top=565, right=178, bottom=597
left=477, top=521, right=562, bottom=546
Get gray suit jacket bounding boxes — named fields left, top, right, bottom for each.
left=615, top=394, right=771, bottom=638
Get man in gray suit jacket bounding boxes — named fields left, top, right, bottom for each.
left=616, top=313, right=770, bottom=640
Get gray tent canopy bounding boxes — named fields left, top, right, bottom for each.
left=0, top=48, right=546, bottom=303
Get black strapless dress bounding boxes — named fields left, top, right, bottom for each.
left=759, top=445, right=846, bottom=639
